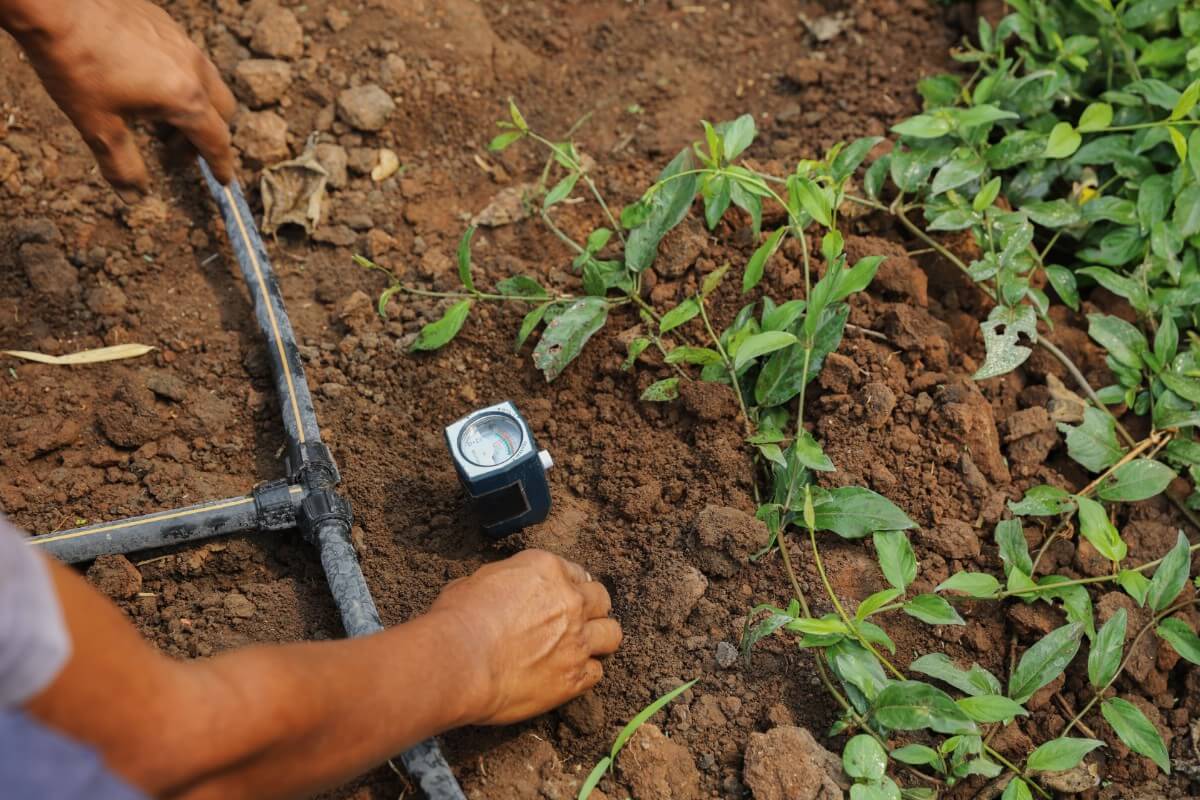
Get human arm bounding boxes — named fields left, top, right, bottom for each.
left=0, top=0, right=237, bottom=196
left=26, top=549, right=620, bottom=800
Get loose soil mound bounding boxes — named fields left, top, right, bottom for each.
left=2, top=1, right=1195, bottom=798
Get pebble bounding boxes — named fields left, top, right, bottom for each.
left=250, top=6, right=304, bottom=59
left=234, top=59, right=293, bottom=107
left=336, top=84, right=396, bottom=131
left=715, top=640, right=739, bottom=669
left=234, top=111, right=290, bottom=165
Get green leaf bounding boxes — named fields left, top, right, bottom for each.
left=936, top=572, right=1000, bottom=598
left=1146, top=530, right=1190, bottom=612
left=974, top=177, right=1002, bottom=212
left=911, top=653, right=1001, bottom=697
left=1044, top=122, right=1082, bottom=159
left=1116, top=569, right=1151, bottom=606
left=1008, top=485, right=1075, bottom=517
left=829, top=639, right=890, bottom=701
left=516, top=301, right=552, bottom=351
left=831, top=136, right=883, bottom=182
left=545, top=173, right=580, bottom=207
left=1045, top=265, right=1080, bottom=311
left=1087, top=314, right=1146, bottom=370
left=640, top=378, right=680, bottom=402
left=496, top=275, right=549, bottom=298
left=931, top=152, right=985, bottom=196
left=660, top=298, right=700, bottom=333
left=1001, top=777, right=1033, bottom=800
left=1089, top=608, right=1126, bottom=688
left=1058, top=407, right=1124, bottom=473
left=891, top=743, right=944, bottom=772
left=1171, top=79, right=1200, bottom=121
left=1157, top=617, right=1200, bottom=665
left=871, top=681, right=977, bottom=735
left=611, top=680, right=697, bottom=758
left=532, top=297, right=608, bottom=381
left=1155, top=314, right=1178, bottom=366
left=733, top=331, right=798, bottom=371
left=904, top=594, right=965, bottom=626
left=577, top=756, right=610, bottom=800
left=664, top=346, right=722, bottom=366
left=790, top=176, right=832, bottom=227
left=1123, top=0, right=1184, bottom=29
left=456, top=226, right=476, bottom=292
left=1026, top=738, right=1104, bottom=772
left=1078, top=102, right=1114, bottom=132
left=754, top=305, right=849, bottom=406
left=626, top=149, right=699, bottom=273
left=1023, top=199, right=1082, bottom=228
left=507, top=98, right=528, bottom=131
left=843, top=735, right=888, bottom=781
left=743, top=227, right=786, bottom=293
left=873, top=531, right=917, bottom=591
left=856, top=588, right=903, bottom=620
left=718, top=114, right=757, bottom=161
left=892, top=114, right=953, bottom=139
left=810, top=486, right=916, bottom=539
left=620, top=201, right=650, bottom=229
left=1008, top=623, right=1084, bottom=704
left=792, top=430, right=835, bottom=472
left=411, top=299, right=472, bottom=351
left=1097, top=459, right=1176, bottom=502
left=996, top=519, right=1033, bottom=577
left=1101, top=697, right=1170, bottom=773
left=622, top=337, right=650, bottom=370
left=700, top=263, right=730, bottom=298
left=488, top=130, right=524, bottom=151
left=1076, top=495, right=1127, bottom=563
left=975, top=304, right=1037, bottom=380
left=956, top=695, right=1028, bottom=723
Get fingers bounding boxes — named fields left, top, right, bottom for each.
left=556, top=555, right=590, bottom=585
left=77, top=110, right=151, bottom=199
left=167, top=101, right=235, bottom=185
left=577, top=659, right=604, bottom=692
left=583, top=618, right=622, bottom=656
left=199, top=56, right=237, bottom=122
left=578, top=581, right=611, bottom=619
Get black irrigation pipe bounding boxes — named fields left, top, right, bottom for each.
left=26, top=161, right=465, bottom=800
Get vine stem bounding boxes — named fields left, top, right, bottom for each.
left=698, top=298, right=753, bottom=436
left=527, top=131, right=626, bottom=245
left=998, top=541, right=1200, bottom=600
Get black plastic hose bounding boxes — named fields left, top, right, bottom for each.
left=199, top=162, right=465, bottom=800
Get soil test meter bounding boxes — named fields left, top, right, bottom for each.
left=445, top=400, right=553, bottom=536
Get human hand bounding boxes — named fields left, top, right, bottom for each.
left=429, top=549, right=622, bottom=726
left=2, top=0, right=237, bottom=198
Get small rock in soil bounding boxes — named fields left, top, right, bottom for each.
left=935, top=378, right=1010, bottom=484
left=145, top=371, right=189, bottom=403
left=337, top=84, right=396, bottom=132
left=818, top=352, right=859, bottom=393
left=715, top=640, right=738, bottom=669
left=234, top=110, right=290, bottom=165
left=0, top=145, right=17, bottom=183
left=693, top=505, right=768, bottom=578
left=743, top=725, right=846, bottom=800
left=325, top=6, right=351, bottom=31
left=859, top=381, right=896, bottom=429
left=223, top=592, right=256, bottom=619
left=234, top=59, right=293, bottom=107
left=1002, top=406, right=1053, bottom=441
left=250, top=5, right=304, bottom=59
left=1041, top=763, right=1100, bottom=793
left=915, top=518, right=981, bottom=560
left=648, top=559, right=708, bottom=628
left=617, top=723, right=702, bottom=800
left=20, top=242, right=78, bottom=298
left=314, top=143, right=348, bottom=189
left=86, top=284, right=127, bottom=316
left=86, top=554, right=142, bottom=599
left=653, top=219, right=705, bottom=278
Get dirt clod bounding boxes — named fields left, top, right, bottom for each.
left=234, top=59, right=293, bottom=107
left=693, top=505, right=767, bottom=578
left=336, top=84, right=396, bottom=132
left=743, top=725, right=845, bottom=800
left=250, top=5, right=304, bottom=59
left=234, top=110, right=290, bottom=165
left=617, top=723, right=702, bottom=800
left=86, top=555, right=143, bottom=599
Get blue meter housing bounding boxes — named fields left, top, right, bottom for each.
left=444, top=401, right=552, bottom=537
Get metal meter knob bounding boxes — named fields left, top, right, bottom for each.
left=444, top=401, right=552, bottom=537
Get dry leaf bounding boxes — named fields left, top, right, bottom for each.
left=371, top=148, right=401, bottom=182
left=1047, top=373, right=1087, bottom=424
left=3, top=343, right=156, bottom=365
left=261, top=136, right=328, bottom=236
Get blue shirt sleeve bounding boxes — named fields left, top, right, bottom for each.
left=0, top=518, right=71, bottom=708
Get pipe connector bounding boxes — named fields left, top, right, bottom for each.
left=253, top=479, right=299, bottom=532
left=298, top=488, right=353, bottom=545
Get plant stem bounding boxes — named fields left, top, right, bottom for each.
left=384, top=283, right=579, bottom=305
left=699, top=298, right=753, bottom=436
left=1000, top=541, right=1200, bottom=600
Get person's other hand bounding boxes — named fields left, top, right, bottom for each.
left=5, top=0, right=236, bottom=197
left=430, top=549, right=622, bottom=726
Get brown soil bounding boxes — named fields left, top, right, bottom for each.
left=1, top=1, right=1196, bottom=799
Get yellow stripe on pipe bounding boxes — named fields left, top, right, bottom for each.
left=223, top=185, right=307, bottom=445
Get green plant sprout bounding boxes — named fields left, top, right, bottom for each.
left=576, top=679, right=696, bottom=800
left=360, top=11, right=1200, bottom=785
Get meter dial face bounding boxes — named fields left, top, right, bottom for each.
left=459, top=413, right=524, bottom=467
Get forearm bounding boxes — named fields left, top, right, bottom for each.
left=29, top=558, right=480, bottom=800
